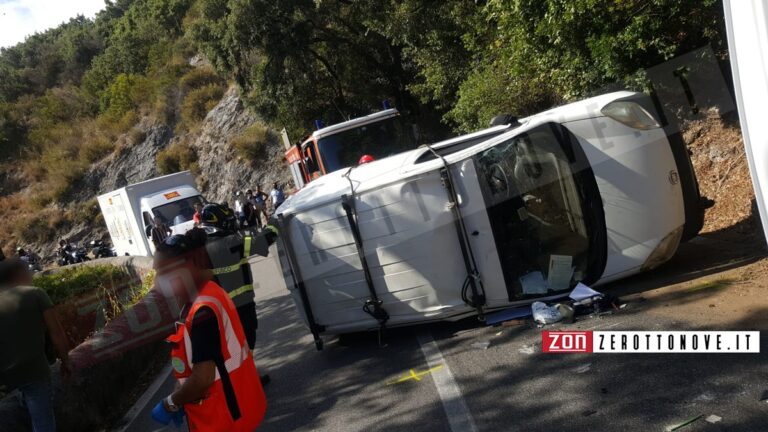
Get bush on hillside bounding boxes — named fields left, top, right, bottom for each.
left=80, top=138, right=114, bottom=163
left=178, top=83, right=225, bottom=131
left=230, top=122, right=270, bottom=162
left=179, top=67, right=224, bottom=92
left=156, top=141, right=199, bottom=174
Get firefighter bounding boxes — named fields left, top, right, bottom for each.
left=151, top=229, right=266, bottom=431
left=197, top=204, right=276, bottom=376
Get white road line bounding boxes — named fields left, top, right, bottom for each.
left=417, top=330, right=479, bottom=432
left=114, top=365, right=172, bottom=432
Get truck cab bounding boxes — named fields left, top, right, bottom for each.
left=284, top=108, right=420, bottom=188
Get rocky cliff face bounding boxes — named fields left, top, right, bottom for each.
left=56, top=85, right=291, bottom=256
left=79, top=86, right=290, bottom=203
left=187, top=86, right=290, bottom=203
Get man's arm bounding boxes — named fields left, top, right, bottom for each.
left=168, top=361, right=216, bottom=405
left=43, top=309, right=71, bottom=376
left=168, top=307, right=220, bottom=407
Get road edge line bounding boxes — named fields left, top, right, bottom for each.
left=417, top=330, right=479, bottom=432
left=114, top=364, right=172, bottom=432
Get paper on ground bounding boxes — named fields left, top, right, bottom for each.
left=569, top=282, right=603, bottom=301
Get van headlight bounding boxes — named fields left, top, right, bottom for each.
left=641, top=226, right=684, bottom=271
left=601, top=101, right=661, bottom=130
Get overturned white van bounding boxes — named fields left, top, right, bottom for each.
left=274, top=91, right=707, bottom=349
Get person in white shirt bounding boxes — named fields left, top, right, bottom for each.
left=269, top=182, right=285, bottom=211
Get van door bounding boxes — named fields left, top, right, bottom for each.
left=472, top=122, right=607, bottom=301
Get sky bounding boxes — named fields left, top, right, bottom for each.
left=0, top=0, right=106, bottom=48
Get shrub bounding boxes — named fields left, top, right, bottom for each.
left=179, top=67, right=224, bottom=92
left=231, top=123, right=270, bottom=162
left=127, top=126, right=147, bottom=146
left=178, top=83, right=225, bottom=130
left=11, top=208, right=64, bottom=244
left=68, top=198, right=101, bottom=226
left=156, top=141, right=198, bottom=174
left=34, top=264, right=132, bottom=305
left=80, top=138, right=114, bottom=163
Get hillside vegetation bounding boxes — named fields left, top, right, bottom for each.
left=0, top=0, right=727, bottom=256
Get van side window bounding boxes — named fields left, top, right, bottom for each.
left=303, top=144, right=320, bottom=178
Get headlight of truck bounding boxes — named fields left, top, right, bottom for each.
left=641, top=226, right=684, bottom=271
left=601, top=101, right=661, bottom=130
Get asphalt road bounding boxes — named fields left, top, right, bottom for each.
left=120, top=237, right=768, bottom=432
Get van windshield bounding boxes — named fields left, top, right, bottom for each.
left=473, top=123, right=604, bottom=299
left=153, top=195, right=205, bottom=227
left=316, top=116, right=416, bottom=173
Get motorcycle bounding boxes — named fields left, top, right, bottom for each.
left=57, top=243, right=90, bottom=267
left=89, top=239, right=117, bottom=259
left=20, top=255, right=42, bottom=273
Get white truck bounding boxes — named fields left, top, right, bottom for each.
left=97, top=171, right=205, bottom=257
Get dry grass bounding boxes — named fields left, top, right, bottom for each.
left=231, top=122, right=271, bottom=162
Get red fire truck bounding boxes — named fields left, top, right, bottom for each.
left=282, top=107, right=420, bottom=189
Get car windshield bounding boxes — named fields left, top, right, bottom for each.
left=152, top=195, right=205, bottom=227
left=473, top=124, right=594, bottom=298
left=316, top=116, right=417, bottom=173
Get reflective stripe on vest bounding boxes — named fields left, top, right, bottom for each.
left=195, top=294, right=249, bottom=375
left=228, top=284, right=253, bottom=300
left=208, top=236, right=254, bottom=302
left=178, top=296, right=248, bottom=383
left=211, top=258, right=249, bottom=275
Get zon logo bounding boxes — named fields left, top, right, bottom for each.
left=542, top=331, right=593, bottom=353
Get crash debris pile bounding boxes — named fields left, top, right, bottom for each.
left=485, top=283, right=623, bottom=327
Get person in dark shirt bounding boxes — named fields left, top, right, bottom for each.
left=150, top=216, right=171, bottom=246
left=0, top=259, right=71, bottom=432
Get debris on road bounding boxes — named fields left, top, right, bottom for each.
left=501, top=319, right=527, bottom=327
left=518, top=345, right=535, bottom=355
left=705, top=414, right=722, bottom=424
left=485, top=306, right=532, bottom=325
left=569, top=283, right=604, bottom=302
left=665, top=414, right=703, bottom=431
left=555, top=303, right=575, bottom=323
left=532, top=301, right=563, bottom=324
left=581, top=410, right=597, bottom=417
left=471, top=341, right=491, bottom=350
left=572, top=363, right=592, bottom=374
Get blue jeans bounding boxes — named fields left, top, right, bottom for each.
left=19, top=380, right=56, bottom=432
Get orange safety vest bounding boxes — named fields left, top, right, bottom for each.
left=167, top=280, right=267, bottom=432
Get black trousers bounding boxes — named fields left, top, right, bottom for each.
left=236, top=301, right=258, bottom=350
